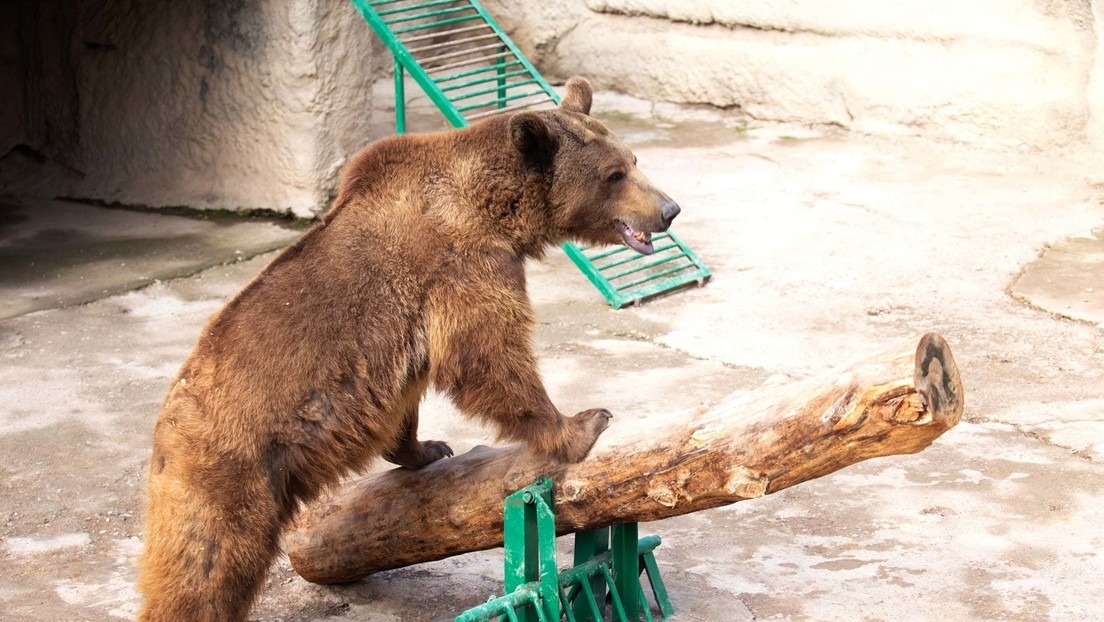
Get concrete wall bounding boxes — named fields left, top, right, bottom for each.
left=4, top=1, right=1100, bottom=216
left=0, top=0, right=376, bottom=217
left=1091, top=2, right=1104, bottom=147
left=487, top=0, right=1104, bottom=150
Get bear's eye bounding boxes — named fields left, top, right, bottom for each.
left=607, top=171, right=625, bottom=183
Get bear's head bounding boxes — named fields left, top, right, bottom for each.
left=509, top=77, right=681, bottom=255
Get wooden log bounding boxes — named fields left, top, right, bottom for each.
left=287, top=333, right=963, bottom=584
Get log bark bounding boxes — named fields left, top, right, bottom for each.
left=288, top=333, right=963, bottom=585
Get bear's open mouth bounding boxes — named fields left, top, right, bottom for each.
left=615, top=220, right=654, bottom=255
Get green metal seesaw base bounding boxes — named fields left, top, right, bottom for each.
left=456, top=478, right=673, bottom=622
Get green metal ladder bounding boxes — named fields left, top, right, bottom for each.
left=350, top=0, right=712, bottom=309
left=455, top=479, right=673, bottom=622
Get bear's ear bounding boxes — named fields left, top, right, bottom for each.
left=510, top=112, right=559, bottom=168
left=560, top=76, right=593, bottom=116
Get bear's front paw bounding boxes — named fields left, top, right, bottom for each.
left=576, top=408, right=613, bottom=435
left=556, top=408, right=613, bottom=463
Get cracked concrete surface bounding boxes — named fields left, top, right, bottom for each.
left=1011, top=227, right=1104, bottom=328
left=1, top=101, right=1103, bottom=621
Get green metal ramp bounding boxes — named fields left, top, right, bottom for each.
left=350, top=0, right=711, bottom=308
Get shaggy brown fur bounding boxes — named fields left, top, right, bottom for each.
left=137, top=77, right=681, bottom=621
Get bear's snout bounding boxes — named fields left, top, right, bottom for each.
left=660, top=198, right=681, bottom=226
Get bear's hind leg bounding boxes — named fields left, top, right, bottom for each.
left=138, top=462, right=283, bottom=622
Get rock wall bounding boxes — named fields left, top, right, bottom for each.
left=486, top=0, right=1104, bottom=150
left=0, top=0, right=376, bottom=217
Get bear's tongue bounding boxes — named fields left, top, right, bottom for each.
left=616, top=221, right=654, bottom=255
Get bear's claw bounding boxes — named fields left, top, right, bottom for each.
left=422, top=440, right=454, bottom=462
left=390, top=440, right=454, bottom=469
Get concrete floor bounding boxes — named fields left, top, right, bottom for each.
left=1, top=104, right=1103, bottom=621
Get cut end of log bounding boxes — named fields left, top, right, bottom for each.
left=914, top=332, right=964, bottom=428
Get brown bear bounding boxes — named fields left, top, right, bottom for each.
left=136, top=76, right=681, bottom=621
